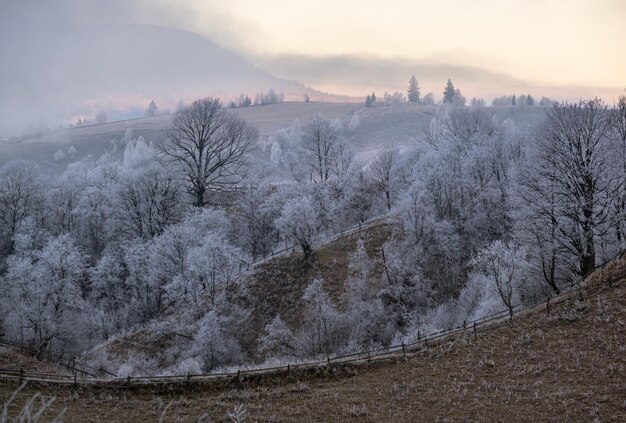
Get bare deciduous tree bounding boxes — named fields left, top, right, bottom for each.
left=160, top=98, right=258, bottom=207
left=302, top=116, right=341, bottom=183
left=118, top=169, right=182, bottom=239
left=0, top=160, right=42, bottom=254
left=368, top=147, right=398, bottom=210
left=612, top=95, right=626, bottom=247
left=532, top=100, right=619, bottom=277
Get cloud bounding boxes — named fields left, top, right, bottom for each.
left=252, top=53, right=529, bottom=98
left=0, top=0, right=273, bottom=135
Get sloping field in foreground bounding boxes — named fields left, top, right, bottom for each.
left=1, top=255, right=625, bottom=422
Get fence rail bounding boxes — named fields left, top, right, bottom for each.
left=242, top=215, right=391, bottom=270
left=2, top=252, right=624, bottom=388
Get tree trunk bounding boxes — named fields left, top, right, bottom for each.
left=194, top=184, right=205, bottom=207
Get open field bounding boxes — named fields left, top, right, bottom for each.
left=0, top=102, right=548, bottom=177
left=2, top=255, right=625, bottom=422
left=0, top=101, right=359, bottom=175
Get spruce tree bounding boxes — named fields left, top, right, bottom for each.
left=365, top=94, right=372, bottom=108
left=407, top=75, right=420, bottom=104
left=443, top=79, right=455, bottom=104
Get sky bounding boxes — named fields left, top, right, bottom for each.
left=1, top=0, right=625, bottom=134
left=169, top=0, right=626, bottom=89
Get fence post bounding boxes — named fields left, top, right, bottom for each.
left=126, top=376, right=131, bottom=387
left=546, top=296, right=551, bottom=316
left=19, top=367, right=24, bottom=382
left=578, top=286, right=584, bottom=302
left=473, top=322, right=477, bottom=338
left=402, top=342, right=406, bottom=359
left=417, top=331, right=421, bottom=341
left=287, top=364, right=290, bottom=375
left=463, top=320, right=466, bottom=330
left=368, top=351, right=371, bottom=362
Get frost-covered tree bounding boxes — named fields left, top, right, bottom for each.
left=529, top=100, right=619, bottom=277
left=612, top=95, right=626, bottom=248
left=297, top=278, right=343, bottom=356
left=443, top=79, right=455, bottom=104
left=368, top=147, right=399, bottom=210
left=452, top=88, right=466, bottom=107
left=193, top=294, right=249, bottom=371
left=2, top=234, right=89, bottom=356
left=146, top=100, right=158, bottom=117
left=275, top=195, right=320, bottom=260
left=407, top=75, right=420, bottom=104
left=302, top=116, right=342, bottom=183
left=472, top=240, right=527, bottom=318
left=422, top=92, right=435, bottom=105
left=232, top=186, right=279, bottom=260
left=178, top=233, right=243, bottom=307
left=259, top=315, right=296, bottom=358
left=117, top=168, right=182, bottom=240
left=0, top=160, right=42, bottom=257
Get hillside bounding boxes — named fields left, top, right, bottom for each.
left=0, top=101, right=360, bottom=175
left=75, top=220, right=394, bottom=374
left=1, top=22, right=349, bottom=133
left=1, top=254, right=624, bottom=421
left=0, top=103, right=548, bottom=176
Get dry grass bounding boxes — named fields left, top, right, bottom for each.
left=2, top=257, right=626, bottom=421
left=239, top=222, right=393, bottom=338
left=76, top=222, right=394, bottom=367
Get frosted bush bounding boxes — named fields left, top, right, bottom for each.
left=54, top=149, right=65, bottom=161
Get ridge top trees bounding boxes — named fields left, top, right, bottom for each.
left=160, top=97, right=258, bottom=207
left=443, top=78, right=456, bottom=104
left=407, top=75, right=420, bottom=104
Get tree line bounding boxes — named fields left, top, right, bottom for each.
left=0, top=96, right=624, bottom=375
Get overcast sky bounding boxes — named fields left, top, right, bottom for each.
left=159, top=0, right=626, bottom=89
left=1, top=0, right=625, bottom=134
left=9, top=0, right=620, bottom=89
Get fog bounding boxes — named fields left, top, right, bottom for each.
left=0, top=1, right=302, bottom=135
left=1, top=0, right=624, bottom=136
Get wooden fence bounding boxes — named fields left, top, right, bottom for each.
left=1, top=252, right=623, bottom=388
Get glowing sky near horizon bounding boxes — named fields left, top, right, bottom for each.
left=175, top=0, right=625, bottom=89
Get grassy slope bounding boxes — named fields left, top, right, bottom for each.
left=77, top=221, right=394, bottom=370
left=0, top=103, right=547, bottom=177
left=2, top=255, right=625, bottom=422
left=0, top=102, right=360, bottom=175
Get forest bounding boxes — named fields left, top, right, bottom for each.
left=1, top=96, right=625, bottom=377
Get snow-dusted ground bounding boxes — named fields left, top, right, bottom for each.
left=0, top=102, right=357, bottom=174
left=0, top=102, right=548, bottom=176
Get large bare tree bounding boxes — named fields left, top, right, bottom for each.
left=530, top=100, right=620, bottom=277
left=160, top=98, right=258, bottom=206
left=302, top=116, right=341, bottom=183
